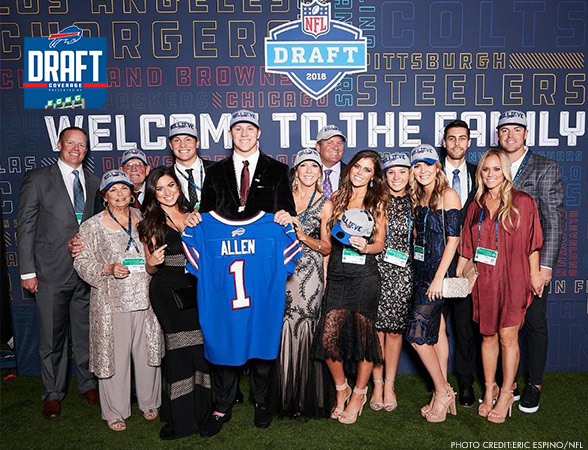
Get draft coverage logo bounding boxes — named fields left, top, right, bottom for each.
left=264, top=0, right=367, bottom=100
left=24, top=26, right=107, bottom=109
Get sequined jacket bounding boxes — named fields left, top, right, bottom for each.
left=73, top=209, right=164, bottom=378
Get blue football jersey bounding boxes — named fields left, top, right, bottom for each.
left=181, top=211, right=301, bottom=366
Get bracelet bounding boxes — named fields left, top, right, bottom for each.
left=316, top=242, right=322, bottom=252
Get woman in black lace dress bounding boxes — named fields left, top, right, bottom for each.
left=405, top=145, right=461, bottom=423
left=138, top=167, right=212, bottom=439
left=314, top=150, right=388, bottom=425
left=369, top=152, right=413, bottom=413
left=276, top=149, right=333, bottom=418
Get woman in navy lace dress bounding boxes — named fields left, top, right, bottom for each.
left=405, top=145, right=461, bottom=423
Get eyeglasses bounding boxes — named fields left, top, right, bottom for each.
left=123, top=162, right=147, bottom=170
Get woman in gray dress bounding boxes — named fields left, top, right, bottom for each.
left=74, top=170, right=164, bottom=432
left=370, top=152, right=413, bottom=412
left=276, top=149, right=332, bottom=418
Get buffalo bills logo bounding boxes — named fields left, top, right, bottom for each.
left=301, top=1, right=330, bottom=38
left=232, top=228, right=246, bottom=237
left=48, top=26, right=83, bottom=49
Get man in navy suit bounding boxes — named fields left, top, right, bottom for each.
left=315, top=124, right=347, bottom=199
left=18, top=126, right=101, bottom=419
left=497, top=110, right=565, bottom=414
left=440, top=120, right=478, bottom=408
left=198, top=109, right=295, bottom=435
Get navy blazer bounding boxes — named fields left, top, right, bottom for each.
left=200, top=151, right=296, bottom=220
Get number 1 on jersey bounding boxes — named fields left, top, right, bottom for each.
left=229, top=260, right=251, bottom=309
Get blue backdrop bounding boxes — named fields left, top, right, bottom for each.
left=1, top=0, right=586, bottom=376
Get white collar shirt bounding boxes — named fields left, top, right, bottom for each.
left=174, top=158, right=204, bottom=201
left=444, top=159, right=469, bottom=208
left=233, top=150, right=260, bottom=193
left=322, top=161, right=342, bottom=192
left=57, top=158, right=86, bottom=205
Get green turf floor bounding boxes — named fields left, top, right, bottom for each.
left=1, top=372, right=586, bottom=450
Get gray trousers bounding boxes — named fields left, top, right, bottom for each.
left=36, top=272, right=96, bottom=403
left=99, top=310, right=161, bottom=421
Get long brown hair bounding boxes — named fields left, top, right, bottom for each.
left=327, top=150, right=388, bottom=237
left=475, top=148, right=520, bottom=232
left=137, top=166, right=190, bottom=253
left=409, top=161, right=448, bottom=213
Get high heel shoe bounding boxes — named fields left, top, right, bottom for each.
left=425, top=386, right=457, bottom=423
left=369, top=379, right=384, bottom=411
left=487, top=389, right=514, bottom=424
left=330, top=379, right=352, bottom=419
left=478, top=382, right=499, bottom=418
left=338, top=387, right=368, bottom=425
left=421, top=391, right=435, bottom=417
left=383, top=380, right=397, bottom=411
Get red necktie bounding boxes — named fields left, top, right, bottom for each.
left=133, top=191, right=141, bottom=209
left=240, top=160, right=250, bottom=207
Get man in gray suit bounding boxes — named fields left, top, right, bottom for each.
left=497, top=110, right=565, bottom=414
left=315, top=124, right=347, bottom=199
left=18, top=126, right=101, bottom=419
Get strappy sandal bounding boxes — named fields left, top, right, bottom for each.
left=487, top=389, right=514, bottom=424
left=421, top=391, right=435, bottom=417
left=478, top=383, right=499, bottom=418
left=330, top=379, right=352, bottom=419
left=338, top=386, right=368, bottom=425
left=107, top=418, right=126, bottom=432
left=426, top=385, right=457, bottom=423
left=383, top=380, right=398, bottom=411
left=369, top=379, right=384, bottom=411
left=143, top=408, right=158, bottom=421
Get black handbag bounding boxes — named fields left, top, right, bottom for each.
left=171, top=283, right=198, bottom=311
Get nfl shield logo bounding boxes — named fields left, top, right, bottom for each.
left=301, top=0, right=330, bottom=38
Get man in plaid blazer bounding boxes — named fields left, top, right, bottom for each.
left=497, top=110, right=565, bottom=414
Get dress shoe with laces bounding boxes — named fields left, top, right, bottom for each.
left=200, top=410, right=232, bottom=438
left=519, top=384, right=541, bottom=414
left=254, top=404, right=273, bottom=428
left=79, top=388, right=100, bottom=405
left=459, top=384, right=475, bottom=407
left=42, top=399, right=61, bottom=419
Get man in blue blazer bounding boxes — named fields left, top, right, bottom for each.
left=497, top=110, right=565, bottom=414
left=18, top=127, right=101, bottom=419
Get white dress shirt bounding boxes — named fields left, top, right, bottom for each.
left=233, top=150, right=260, bottom=194
left=444, top=159, right=469, bottom=208
left=322, top=161, right=342, bottom=192
left=174, top=158, right=205, bottom=202
left=58, top=158, right=86, bottom=205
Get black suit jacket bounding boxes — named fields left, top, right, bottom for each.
left=441, top=157, right=477, bottom=276
left=200, top=151, right=296, bottom=220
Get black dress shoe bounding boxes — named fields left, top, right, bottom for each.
left=200, top=410, right=232, bottom=438
left=234, top=388, right=244, bottom=404
left=253, top=405, right=273, bottom=429
left=459, top=384, right=475, bottom=407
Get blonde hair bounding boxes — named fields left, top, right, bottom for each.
left=409, top=161, right=448, bottom=213
left=327, top=150, right=388, bottom=238
left=291, top=162, right=323, bottom=193
left=474, top=148, right=520, bottom=232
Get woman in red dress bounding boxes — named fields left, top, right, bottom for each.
left=457, top=148, right=543, bottom=424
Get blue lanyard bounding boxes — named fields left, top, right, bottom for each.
left=477, top=209, right=499, bottom=250
left=418, top=207, right=429, bottom=247
left=107, top=208, right=140, bottom=253
left=299, top=189, right=317, bottom=225
left=176, top=163, right=204, bottom=192
left=512, top=151, right=531, bottom=185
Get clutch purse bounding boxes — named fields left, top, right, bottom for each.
left=442, top=277, right=469, bottom=298
left=461, top=259, right=478, bottom=294
left=171, top=283, right=198, bottom=311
